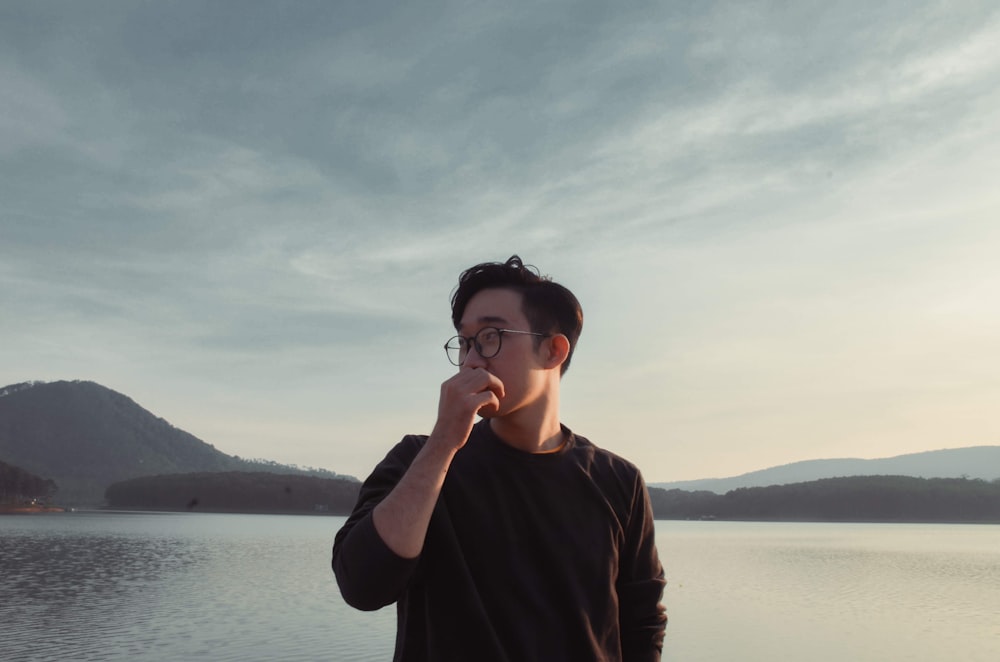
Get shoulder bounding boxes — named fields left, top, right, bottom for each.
left=385, top=433, right=428, bottom=463
left=358, top=434, right=428, bottom=491
left=565, top=431, right=647, bottom=508
left=569, top=432, right=643, bottom=482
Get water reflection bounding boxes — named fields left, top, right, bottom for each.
left=660, top=521, right=1000, bottom=661
left=2, top=519, right=203, bottom=661
left=3, top=515, right=998, bottom=662
left=0, top=512, right=395, bottom=662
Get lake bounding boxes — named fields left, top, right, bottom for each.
left=1, top=513, right=997, bottom=661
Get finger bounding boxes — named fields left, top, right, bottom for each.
left=450, top=368, right=502, bottom=399
left=440, top=373, right=496, bottom=416
left=473, top=390, right=501, bottom=416
left=481, top=372, right=504, bottom=401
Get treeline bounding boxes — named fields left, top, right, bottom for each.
left=0, top=460, right=58, bottom=503
left=234, top=456, right=351, bottom=480
left=104, top=472, right=1000, bottom=522
left=105, top=472, right=361, bottom=514
left=647, top=475, right=1000, bottom=523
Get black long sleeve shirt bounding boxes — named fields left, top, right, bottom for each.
left=332, top=420, right=667, bottom=662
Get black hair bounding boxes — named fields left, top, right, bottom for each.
left=450, top=255, right=583, bottom=374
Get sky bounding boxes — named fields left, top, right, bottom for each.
left=2, top=0, right=998, bottom=484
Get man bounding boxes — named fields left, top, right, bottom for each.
left=332, top=256, right=666, bottom=661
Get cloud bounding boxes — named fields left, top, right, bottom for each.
left=2, top=1, right=999, bottom=481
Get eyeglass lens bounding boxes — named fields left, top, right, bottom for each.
left=445, top=327, right=503, bottom=365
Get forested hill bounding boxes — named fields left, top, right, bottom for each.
left=648, top=475, right=1000, bottom=523
left=105, top=472, right=361, bottom=514
left=0, top=380, right=351, bottom=505
left=0, top=459, right=58, bottom=503
left=101, top=472, right=1000, bottom=522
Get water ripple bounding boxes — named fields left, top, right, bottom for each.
left=0, top=513, right=395, bottom=662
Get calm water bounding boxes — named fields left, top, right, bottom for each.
left=1, top=513, right=997, bottom=661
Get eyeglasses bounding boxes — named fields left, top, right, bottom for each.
left=444, top=327, right=550, bottom=366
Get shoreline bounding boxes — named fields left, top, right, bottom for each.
left=0, top=504, right=66, bottom=514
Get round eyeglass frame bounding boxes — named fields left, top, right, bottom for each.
left=444, top=327, right=550, bottom=366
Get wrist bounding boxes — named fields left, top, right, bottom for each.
left=428, top=418, right=475, bottom=453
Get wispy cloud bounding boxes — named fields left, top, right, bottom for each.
left=2, top=1, right=998, bottom=481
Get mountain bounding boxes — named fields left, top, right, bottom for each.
left=0, top=380, right=350, bottom=505
left=652, top=446, right=1000, bottom=494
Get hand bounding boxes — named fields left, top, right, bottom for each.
left=430, top=367, right=504, bottom=451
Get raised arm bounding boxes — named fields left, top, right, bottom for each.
left=332, top=366, right=502, bottom=609
left=373, top=365, right=502, bottom=557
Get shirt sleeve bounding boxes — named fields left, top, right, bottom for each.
left=331, top=436, right=424, bottom=611
left=617, top=470, right=668, bottom=662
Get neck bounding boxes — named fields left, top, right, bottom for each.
left=489, top=393, right=563, bottom=453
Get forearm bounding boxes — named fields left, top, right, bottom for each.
left=373, top=366, right=495, bottom=558
left=372, top=437, right=458, bottom=558
left=333, top=435, right=430, bottom=611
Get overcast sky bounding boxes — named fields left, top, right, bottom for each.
left=2, top=0, right=998, bottom=483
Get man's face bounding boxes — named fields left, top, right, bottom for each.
left=457, top=288, right=548, bottom=418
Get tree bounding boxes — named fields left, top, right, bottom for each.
left=0, top=460, right=59, bottom=503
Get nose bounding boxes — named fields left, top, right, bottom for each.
left=462, top=341, right=489, bottom=368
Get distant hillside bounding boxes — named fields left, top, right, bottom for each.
left=647, top=475, right=1000, bottom=523
left=0, top=380, right=351, bottom=505
left=105, top=472, right=361, bottom=514
left=652, top=446, right=1000, bottom=494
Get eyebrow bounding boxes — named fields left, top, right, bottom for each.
left=459, top=315, right=508, bottom=332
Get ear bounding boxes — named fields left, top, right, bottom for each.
left=542, top=334, right=571, bottom=371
